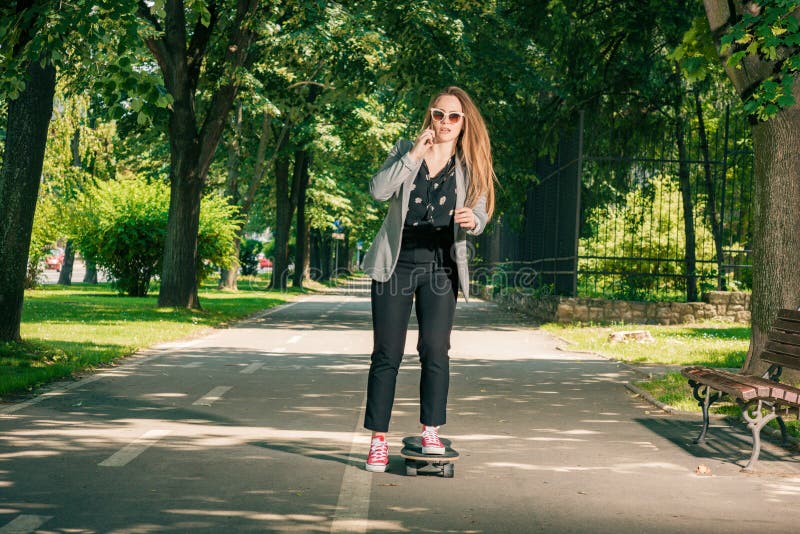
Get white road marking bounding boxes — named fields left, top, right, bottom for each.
left=192, top=386, right=232, bottom=406
left=98, top=429, right=171, bottom=467
left=253, top=298, right=307, bottom=319
left=152, top=339, right=204, bottom=350
left=272, top=347, right=286, bottom=353
left=241, top=362, right=265, bottom=374
left=0, top=515, right=53, bottom=533
left=330, top=391, right=371, bottom=533
left=287, top=335, right=303, bottom=344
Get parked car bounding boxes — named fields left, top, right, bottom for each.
left=44, top=248, right=65, bottom=271
left=257, top=254, right=273, bottom=269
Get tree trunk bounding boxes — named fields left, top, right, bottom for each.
left=744, top=107, right=800, bottom=372
left=703, top=0, right=800, bottom=373
left=694, top=88, right=726, bottom=291
left=292, top=150, right=311, bottom=289
left=270, top=156, right=293, bottom=290
left=310, top=228, right=321, bottom=280
left=158, top=110, right=204, bottom=308
left=59, top=127, right=83, bottom=285
left=58, top=240, right=76, bottom=285
left=321, top=235, right=332, bottom=281
left=676, top=108, right=698, bottom=302
left=219, top=232, right=242, bottom=290
left=83, top=261, right=98, bottom=284
left=0, top=59, right=57, bottom=342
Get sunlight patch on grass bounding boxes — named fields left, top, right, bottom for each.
left=542, top=322, right=749, bottom=367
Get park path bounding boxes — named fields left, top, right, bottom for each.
left=2, top=276, right=800, bottom=533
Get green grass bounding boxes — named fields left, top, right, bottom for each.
left=0, top=278, right=303, bottom=398
left=541, top=322, right=749, bottom=367
left=633, top=372, right=741, bottom=414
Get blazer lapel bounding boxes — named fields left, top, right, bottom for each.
left=454, top=154, right=466, bottom=241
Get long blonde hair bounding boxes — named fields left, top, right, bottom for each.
left=421, top=86, right=496, bottom=220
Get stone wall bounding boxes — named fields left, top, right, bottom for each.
left=473, top=284, right=751, bottom=324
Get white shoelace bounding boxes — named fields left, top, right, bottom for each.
left=368, top=440, right=388, bottom=462
left=422, top=428, right=442, bottom=445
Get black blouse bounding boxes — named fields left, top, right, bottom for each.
left=403, top=155, right=457, bottom=231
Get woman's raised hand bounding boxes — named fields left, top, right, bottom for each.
left=409, top=128, right=435, bottom=161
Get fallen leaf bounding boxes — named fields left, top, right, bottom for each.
left=695, top=464, right=712, bottom=475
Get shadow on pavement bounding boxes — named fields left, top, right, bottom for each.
left=634, top=415, right=800, bottom=473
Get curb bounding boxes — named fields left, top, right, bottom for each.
left=623, top=382, right=717, bottom=418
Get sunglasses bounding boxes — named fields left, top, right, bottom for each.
left=430, top=108, right=465, bottom=124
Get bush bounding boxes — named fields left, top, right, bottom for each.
left=72, top=175, right=241, bottom=296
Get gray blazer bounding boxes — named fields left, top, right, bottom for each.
left=361, top=139, right=489, bottom=302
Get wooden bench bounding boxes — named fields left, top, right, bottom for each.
left=681, top=308, right=800, bottom=471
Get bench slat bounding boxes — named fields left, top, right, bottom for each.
left=767, top=330, right=800, bottom=348
left=762, top=349, right=800, bottom=370
left=766, top=340, right=800, bottom=358
left=777, top=309, right=800, bottom=322
left=772, top=319, right=800, bottom=335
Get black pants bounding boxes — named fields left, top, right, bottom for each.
left=364, top=230, right=458, bottom=432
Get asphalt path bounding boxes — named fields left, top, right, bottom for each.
left=39, top=260, right=107, bottom=285
left=3, top=277, right=800, bottom=532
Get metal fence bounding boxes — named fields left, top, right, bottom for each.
left=473, top=107, right=754, bottom=302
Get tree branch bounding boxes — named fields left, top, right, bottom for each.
left=137, top=1, right=169, bottom=74
left=137, top=0, right=163, bottom=33
left=197, top=0, right=259, bottom=179
left=187, top=0, right=219, bottom=94
left=242, top=117, right=290, bottom=214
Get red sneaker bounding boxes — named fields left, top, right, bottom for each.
left=366, top=436, right=389, bottom=472
left=421, top=426, right=445, bottom=455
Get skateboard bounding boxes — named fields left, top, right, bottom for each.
left=400, top=436, right=460, bottom=478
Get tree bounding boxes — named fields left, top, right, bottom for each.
left=133, top=0, right=260, bottom=308
left=702, top=0, right=800, bottom=373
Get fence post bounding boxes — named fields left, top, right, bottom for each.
left=572, top=111, right=584, bottom=297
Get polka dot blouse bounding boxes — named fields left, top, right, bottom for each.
left=403, top=155, right=457, bottom=231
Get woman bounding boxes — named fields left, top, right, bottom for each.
left=360, top=86, right=496, bottom=472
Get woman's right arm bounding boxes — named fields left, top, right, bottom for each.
left=369, top=139, right=422, bottom=201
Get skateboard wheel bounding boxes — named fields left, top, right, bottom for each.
left=405, top=459, right=417, bottom=476
left=443, top=463, right=454, bottom=478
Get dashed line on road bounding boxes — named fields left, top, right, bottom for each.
left=0, top=515, right=53, bottom=534
left=241, top=362, right=265, bottom=374
left=98, top=429, right=171, bottom=467
left=330, top=390, right=370, bottom=533
left=192, top=386, right=232, bottom=406
left=151, top=339, right=204, bottom=350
